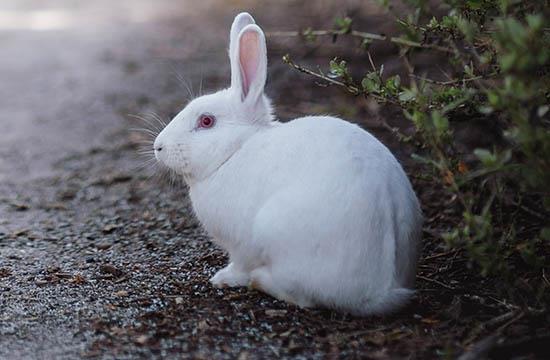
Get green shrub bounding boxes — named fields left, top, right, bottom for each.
left=281, top=0, right=550, bottom=279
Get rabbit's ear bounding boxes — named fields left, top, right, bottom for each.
left=229, top=13, right=255, bottom=90
left=233, top=24, right=267, bottom=105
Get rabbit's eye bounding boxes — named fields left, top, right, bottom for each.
left=198, top=114, right=216, bottom=129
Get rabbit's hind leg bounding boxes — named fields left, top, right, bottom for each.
left=249, top=266, right=314, bottom=308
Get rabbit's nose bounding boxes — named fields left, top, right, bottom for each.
left=153, top=142, right=164, bottom=161
left=153, top=138, right=164, bottom=152
left=153, top=138, right=164, bottom=161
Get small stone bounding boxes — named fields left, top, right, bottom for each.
left=102, top=224, right=120, bottom=234
left=197, top=320, right=209, bottom=331
left=70, top=274, right=87, bottom=284
left=99, top=264, right=124, bottom=277
left=135, top=334, right=148, bottom=345
left=13, top=229, right=29, bottom=237
left=0, top=268, right=12, bottom=278
left=114, top=290, right=128, bottom=297
left=9, top=201, right=30, bottom=211
left=237, top=351, right=250, bottom=360
left=96, top=241, right=112, bottom=250
left=265, top=309, right=287, bottom=317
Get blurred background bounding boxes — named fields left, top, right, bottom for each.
left=0, top=0, right=409, bottom=185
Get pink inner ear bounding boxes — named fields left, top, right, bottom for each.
left=239, top=31, right=260, bottom=98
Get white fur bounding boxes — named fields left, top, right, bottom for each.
left=154, top=12, right=422, bottom=315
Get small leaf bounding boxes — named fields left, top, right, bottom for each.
left=474, top=148, right=496, bottom=166
left=302, top=27, right=316, bottom=42
left=432, top=111, right=449, bottom=134
left=362, top=77, right=379, bottom=93
left=361, top=72, right=381, bottom=93
left=537, top=105, right=549, bottom=118
left=478, top=106, right=494, bottom=115
left=334, top=16, right=352, bottom=34
left=328, top=58, right=348, bottom=78
left=360, top=38, right=372, bottom=50
left=526, top=14, right=543, bottom=31
left=399, top=89, right=416, bottom=102
left=540, top=227, right=550, bottom=242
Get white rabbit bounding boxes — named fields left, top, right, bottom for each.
left=154, top=12, right=422, bottom=315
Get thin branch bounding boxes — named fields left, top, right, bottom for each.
left=409, top=74, right=486, bottom=86
left=366, top=51, right=377, bottom=72
left=423, top=249, right=460, bottom=261
left=511, top=201, right=548, bottom=221
left=267, top=29, right=455, bottom=53
left=282, top=55, right=358, bottom=92
left=282, top=54, right=398, bottom=104
left=401, top=54, right=417, bottom=89
left=459, top=311, right=524, bottom=360
left=417, top=274, right=456, bottom=290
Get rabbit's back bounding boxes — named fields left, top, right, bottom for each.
left=191, top=115, right=420, bottom=275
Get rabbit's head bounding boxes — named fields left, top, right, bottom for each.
left=154, top=13, right=273, bottom=183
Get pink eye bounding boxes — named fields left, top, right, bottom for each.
left=198, top=114, right=215, bottom=129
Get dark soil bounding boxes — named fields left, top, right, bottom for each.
left=1, top=1, right=548, bottom=359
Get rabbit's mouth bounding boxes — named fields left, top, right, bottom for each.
left=154, top=143, right=190, bottom=174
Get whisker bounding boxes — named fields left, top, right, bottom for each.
left=145, top=165, right=165, bottom=183
left=133, top=158, right=158, bottom=173
left=129, top=127, right=159, bottom=138
left=128, top=113, right=158, bottom=126
left=133, top=142, right=155, bottom=147
left=128, top=114, right=163, bottom=133
left=146, top=111, right=168, bottom=129
left=199, top=67, right=204, bottom=97
left=136, top=142, right=154, bottom=149
left=170, top=64, right=195, bottom=100
left=137, top=151, right=154, bottom=157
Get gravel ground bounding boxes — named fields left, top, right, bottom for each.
left=1, top=1, right=548, bottom=359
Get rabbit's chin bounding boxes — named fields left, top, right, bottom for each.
left=153, top=150, right=193, bottom=182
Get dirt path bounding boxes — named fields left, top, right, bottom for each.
left=1, top=1, right=546, bottom=359
left=0, top=1, right=227, bottom=357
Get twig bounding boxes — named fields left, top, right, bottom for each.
left=459, top=311, right=524, bottom=360
left=409, top=74, right=486, bottom=86
left=366, top=51, right=377, bottom=72
left=511, top=201, right=548, bottom=221
left=542, top=268, right=550, bottom=287
left=483, top=310, right=520, bottom=329
left=282, top=54, right=394, bottom=104
left=487, top=296, right=521, bottom=311
left=417, top=274, right=456, bottom=290
left=282, top=55, right=359, bottom=93
left=376, top=118, right=407, bottom=138
left=422, top=227, right=442, bottom=239
left=401, top=54, right=417, bottom=88
left=423, top=249, right=460, bottom=261
left=267, top=29, right=455, bottom=53
left=338, top=326, right=392, bottom=339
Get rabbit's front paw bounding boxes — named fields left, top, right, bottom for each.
left=210, top=263, right=249, bottom=288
